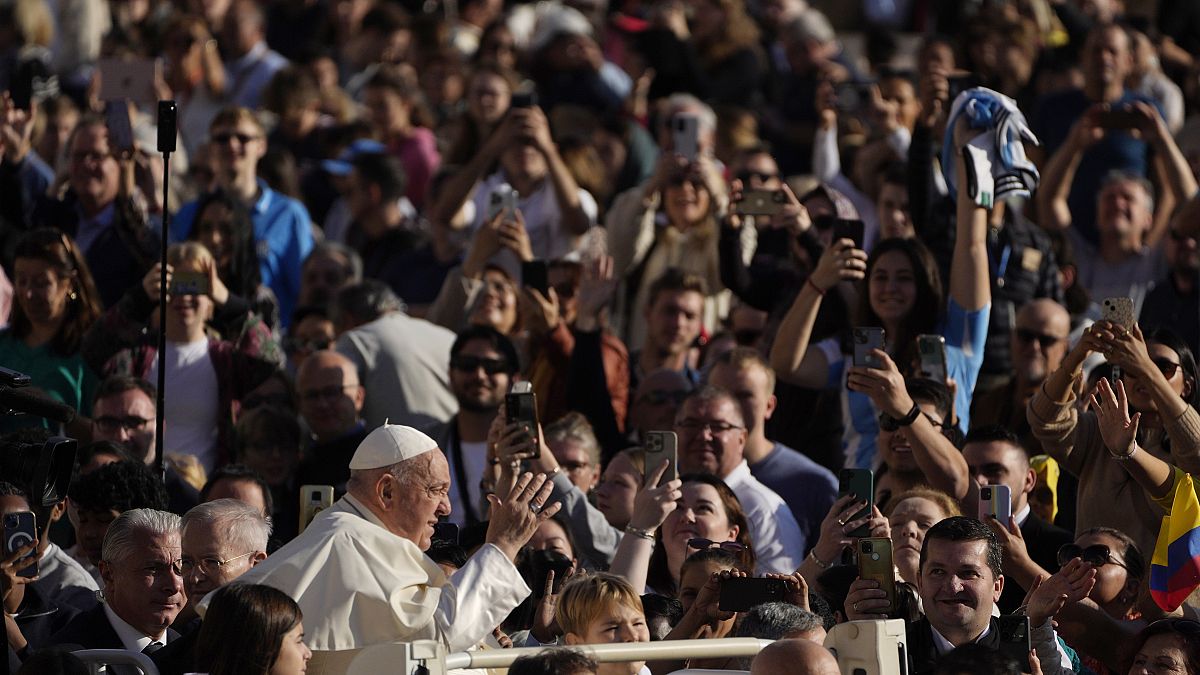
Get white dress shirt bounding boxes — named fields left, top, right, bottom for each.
left=103, top=602, right=169, bottom=652
left=721, top=460, right=805, bottom=574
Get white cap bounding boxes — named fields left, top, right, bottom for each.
left=348, top=424, right=438, bottom=470
left=530, top=5, right=593, bottom=53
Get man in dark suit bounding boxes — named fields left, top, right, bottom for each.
left=50, top=509, right=185, bottom=660
left=963, top=426, right=1074, bottom=613
left=843, top=517, right=1075, bottom=675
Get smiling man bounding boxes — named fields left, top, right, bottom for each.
left=674, top=386, right=804, bottom=573
left=51, top=509, right=186, bottom=659
left=218, top=423, right=560, bottom=674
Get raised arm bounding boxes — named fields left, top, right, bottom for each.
left=521, top=106, right=592, bottom=236
left=1091, top=376, right=1176, bottom=499
left=1135, top=101, right=1199, bottom=248
left=606, top=462, right=681, bottom=593
left=427, top=113, right=514, bottom=229
left=767, top=240, right=866, bottom=388
left=948, top=118, right=992, bottom=313
left=1026, top=326, right=1105, bottom=466
left=1033, top=106, right=1104, bottom=233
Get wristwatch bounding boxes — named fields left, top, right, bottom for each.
left=878, top=403, right=921, bottom=432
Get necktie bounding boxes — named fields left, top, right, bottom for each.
left=142, top=641, right=163, bottom=655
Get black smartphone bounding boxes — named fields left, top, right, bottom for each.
left=917, top=334, right=948, bottom=382
left=529, top=549, right=573, bottom=596
left=505, top=382, right=541, bottom=458
left=1098, top=107, right=1141, bottom=130
left=996, top=615, right=1031, bottom=672
left=853, top=327, right=886, bottom=369
left=834, top=82, right=874, bottom=113
left=3, top=512, right=38, bottom=578
left=105, top=100, right=135, bottom=154
left=512, top=91, right=538, bottom=109
left=737, top=189, right=789, bottom=216
left=838, top=469, right=874, bottom=538
left=832, top=219, right=865, bottom=249
left=10, top=65, right=34, bottom=111
left=521, top=260, right=550, bottom=296
left=718, top=577, right=789, bottom=612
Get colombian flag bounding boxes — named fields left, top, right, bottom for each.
left=1150, top=471, right=1200, bottom=611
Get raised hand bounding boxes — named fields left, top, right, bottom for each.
left=574, top=255, right=617, bottom=331
left=845, top=577, right=891, bottom=621
left=1026, top=558, right=1096, bottom=627
left=809, top=239, right=868, bottom=293
left=847, top=350, right=915, bottom=419
left=628, top=460, right=681, bottom=532
left=1091, top=377, right=1140, bottom=458
left=485, top=472, right=562, bottom=561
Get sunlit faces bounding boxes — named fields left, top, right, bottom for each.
left=68, top=123, right=120, bottom=211
left=297, top=352, right=364, bottom=440
left=99, top=529, right=186, bottom=638
left=468, top=269, right=519, bottom=334
left=917, top=538, right=1002, bottom=637
left=92, top=388, right=157, bottom=463
left=1129, top=633, right=1192, bottom=675
left=1084, top=23, right=1133, bottom=88
left=194, top=202, right=237, bottom=271
left=867, top=250, right=918, bottom=324
left=467, top=72, right=512, bottom=125
left=963, top=440, right=1034, bottom=515
left=594, top=453, right=642, bottom=529
left=876, top=181, right=913, bottom=240
left=181, top=518, right=262, bottom=608
left=889, top=497, right=951, bottom=584
left=678, top=558, right=731, bottom=614
left=550, top=437, right=600, bottom=492
left=527, top=518, right=575, bottom=562
left=564, top=602, right=649, bottom=675
left=13, top=258, right=73, bottom=327
left=675, top=396, right=747, bottom=478
left=209, top=119, right=266, bottom=181
left=877, top=401, right=943, bottom=474
left=382, top=452, right=452, bottom=550
left=707, top=362, right=773, bottom=438
left=1074, top=530, right=1136, bottom=611
left=644, top=289, right=704, bottom=358
left=447, top=339, right=511, bottom=413
left=1123, top=342, right=1191, bottom=413
left=663, top=177, right=712, bottom=227
left=1096, top=178, right=1153, bottom=241
left=270, top=622, right=312, bottom=675
left=663, top=482, right=739, bottom=559
left=1011, top=301, right=1071, bottom=386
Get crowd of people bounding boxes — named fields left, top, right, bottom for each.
left=4, top=0, right=1200, bottom=673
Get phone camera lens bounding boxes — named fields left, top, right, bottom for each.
left=862, top=541, right=873, bottom=553
left=982, top=488, right=991, bottom=498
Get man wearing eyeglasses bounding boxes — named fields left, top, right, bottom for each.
left=296, top=350, right=369, bottom=495
left=422, top=325, right=519, bottom=526
left=51, top=509, right=185, bottom=667
left=674, top=385, right=805, bottom=574
left=90, top=375, right=200, bottom=515
left=150, top=499, right=270, bottom=675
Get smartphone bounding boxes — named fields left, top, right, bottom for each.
left=672, top=113, right=700, bottom=161
left=737, top=189, right=789, bottom=216
left=432, top=521, right=459, bottom=546
left=529, top=548, right=573, bottom=596
left=97, top=58, right=159, bottom=106
left=644, top=431, right=678, bottom=486
left=853, top=327, right=887, bottom=369
left=170, top=271, right=210, bottom=297
left=835, top=82, right=873, bottom=113
left=487, top=185, right=519, bottom=221
left=1097, top=107, right=1141, bottom=130
left=996, top=615, right=1032, bottom=672
left=105, top=100, right=135, bottom=154
left=0, top=367, right=32, bottom=387
left=946, top=73, right=979, bottom=102
left=838, top=468, right=875, bottom=538
left=833, top=218, right=866, bottom=250
left=299, top=485, right=334, bottom=532
left=506, top=382, right=541, bottom=458
left=1101, top=297, right=1136, bottom=329
left=511, top=91, right=538, bottom=109
left=9, top=64, right=34, bottom=111
left=857, top=537, right=896, bottom=614
left=823, top=618, right=909, bottom=675
left=521, top=260, right=550, bottom=296
left=718, top=576, right=789, bottom=612
left=917, top=334, right=948, bottom=382
left=979, top=484, right=1012, bottom=524
left=4, top=512, right=38, bottom=578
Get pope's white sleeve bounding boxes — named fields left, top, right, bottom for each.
left=436, top=543, right=531, bottom=652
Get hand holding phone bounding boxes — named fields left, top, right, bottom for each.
left=299, top=485, right=334, bottom=532
left=505, top=382, right=541, bottom=457
left=853, top=327, right=886, bottom=369
left=838, top=469, right=874, bottom=538
left=644, top=431, right=678, bottom=486
left=857, top=537, right=896, bottom=614
left=671, top=113, right=700, bottom=161
left=4, top=512, right=39, bottom=578
left=718, top=576, right=789, bottom=612
left=979, top=484, right=1012, bottom=524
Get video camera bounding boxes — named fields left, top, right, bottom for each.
left=0, top=367, right=79, bottom=522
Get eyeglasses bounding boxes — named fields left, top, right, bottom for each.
left=667, top=175, right=704, bottom=188
left=677, top=419, right=744, bottom=435
left=687, top=538, right=746, bottom=553
left=735, top=170, right=779, bottom=185
left=71, top=151, right=113, bottom=164
left=284, top=337, right=332, bottom=353
left=1016, top=328, right=1065, bottom=349
left=211, top=131, right=261, bottom=145
left=1153, top=358, right=1182, bottom=379
left=1056, top=543, right=1128, bottom=569
left=560, top=460, right=591, bottom=473
left=450, top=355, right=510, bottom=375
left=299, top=384, right=358, bottom=403
left=179, top=551, right=255, bottom=577
left=95, top=415, right=153, bottom=432
left=638, top=389, right=690, bottom=406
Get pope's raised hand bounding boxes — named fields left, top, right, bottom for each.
left=485, top=472, right=562, bottom=562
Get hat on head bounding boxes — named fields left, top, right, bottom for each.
left=321, top=139, right=388, bottom=177
left=349, top=424, right=438, bottom=470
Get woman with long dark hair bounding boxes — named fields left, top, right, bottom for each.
left=195, top=583, right=311, bottom=675
left=188, top=187, right=280, bottom=326
left=0, top=229, right=102, bottom=430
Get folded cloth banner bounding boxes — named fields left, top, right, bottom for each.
left=1151, top=470, right=1200, bottom=611
left=941, top=87, right=1040, bottom=204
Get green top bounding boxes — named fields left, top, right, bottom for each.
left=0, top=332, right=98, bottom=431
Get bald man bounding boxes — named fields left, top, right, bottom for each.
left=297, top=350, right=370, bottom=494
left=970, top=299, right=1072, bottom=455
left=751, top=638, right=840, bottom=675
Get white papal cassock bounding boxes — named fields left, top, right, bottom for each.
left=219, top=493, right=530, bottom=675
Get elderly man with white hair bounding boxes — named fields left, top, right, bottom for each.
left=151, top=499, right=271, bottom=675
left=214, top=424, right=561, bottom=675
left=50, top=509, right=186, bottom=655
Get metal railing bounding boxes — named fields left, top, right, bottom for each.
left=72, top=649, right=160, bottom=675
left=445, top=637, right=772, bottom=669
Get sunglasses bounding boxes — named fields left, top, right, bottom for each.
left=735, top=170, right=778, bottom=185
left=668, top=174, right=704, bottom=188
left=1016, top=328, right=1064, bottom=349
left=687, top=538, right=746, bottom=553
left=1152, top=358, right=1182, bottom=379
left=211, top=131, right=261, bottom=145
left=450, top=355, right=510, bottom=375
left=878, top=411, right=943, bottom=433
left=1057, top=543, right=1127, bottom=569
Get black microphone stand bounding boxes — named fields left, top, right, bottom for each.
left=155, top=101, right=177, bottom=481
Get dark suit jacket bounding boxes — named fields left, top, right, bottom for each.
left=998, top=514, right=1075, bottom=614
left=906, top=616, right=1003, bottom=675
left=150, top=618, right=200, bottom=675
left=48, top=604, right=181, bottom=650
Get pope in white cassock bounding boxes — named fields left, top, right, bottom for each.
left=207, top=424, right=561, bottom=675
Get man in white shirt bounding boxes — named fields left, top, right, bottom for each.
left=222, top=424, right=561, bottom=675
left=51, top=509, right=185, bottom=655
left=674, top=386, right=805, bottom=574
